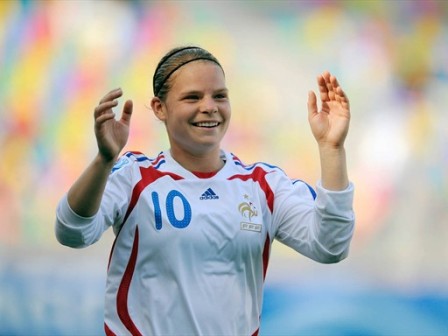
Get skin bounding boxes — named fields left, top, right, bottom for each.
left=308, top=71, right=350, bottom=191
left=66, top=64, right=350, bottom=217
left=66, top=89, right=133, bottom=217
left=150, top=61, right=231, bottom=173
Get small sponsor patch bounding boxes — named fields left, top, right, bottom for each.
left=240, top=222, right=262, bottom=233
left=111, top=157, right=131, bottom=173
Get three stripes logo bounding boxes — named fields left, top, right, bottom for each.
left=200, top=188, right=219, bottom=200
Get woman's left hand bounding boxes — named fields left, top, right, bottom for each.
left=307, top=71, right=350, bottom=149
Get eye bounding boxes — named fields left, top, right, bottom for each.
left=215, top=93, right=228, bottom=100
left=184, top=95, right=199, bottom=101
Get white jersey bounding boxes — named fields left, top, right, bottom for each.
left=55, top=149, right=355, bottom=336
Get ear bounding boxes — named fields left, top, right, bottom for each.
left=151, top=97, right=166, bottom=121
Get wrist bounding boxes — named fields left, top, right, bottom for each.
left=318, top=143, right=346, bottom=155
left=318, top=144, right=348, bottom=191
left=95, top=152, right=118, bottom=168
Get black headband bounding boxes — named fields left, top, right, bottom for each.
left=153, top=47, right=222, bottom=96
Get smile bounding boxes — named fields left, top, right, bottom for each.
left=192, top=121, right=220, bottom=128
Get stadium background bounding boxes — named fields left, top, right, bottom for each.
left=0, top=0, right=447, bottom=334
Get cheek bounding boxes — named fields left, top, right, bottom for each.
left=223, top=105, right=231, bottom=120
left=166, top=116, right=188, bottom=135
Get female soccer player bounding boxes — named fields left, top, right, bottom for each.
left=55, top=46, right=355, bottom=335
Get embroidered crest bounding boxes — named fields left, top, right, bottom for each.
left=238, top=201, right=258, bottom=221
left=238, top=194, right=262, bottom=233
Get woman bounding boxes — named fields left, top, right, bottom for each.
left=55, top=46, right=355, bottom=335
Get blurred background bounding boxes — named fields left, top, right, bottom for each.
left=1, top=0, right=447, bottom=334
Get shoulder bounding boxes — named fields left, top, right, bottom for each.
left=226, top=151, right=314, bottom=190
left=227, top=152, right=286, bottom=176
left=111, top=151, right=166, bottom=174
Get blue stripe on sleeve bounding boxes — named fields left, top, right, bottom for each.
left=293, top=179, right=317, bottom=200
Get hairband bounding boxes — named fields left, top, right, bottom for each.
left=152, top=47, right=200, bottom=94
left=154, top=57, right=222, bottom=96
left=152, top=47, right=222, bottom=97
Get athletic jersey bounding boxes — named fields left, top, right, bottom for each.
left=55, top=149, right=355, bottom=336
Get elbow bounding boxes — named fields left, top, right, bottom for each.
left=311, top=232, right=353, bottom=264
left=300, top=239, right=351, bottom=264
left=315, top=248, right=350, bottom=264
left=54, top=219, right=88, bottom=249
left=313, top=216, right=355, bottom=264
left=55, top=233, right=85, bottom=249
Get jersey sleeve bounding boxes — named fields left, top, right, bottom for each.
left=268, top=171, right=355, bottom=263
left=55, top=155, right=135, bottom=248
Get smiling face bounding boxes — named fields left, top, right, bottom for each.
left=152, top=60, right=231, bottom=159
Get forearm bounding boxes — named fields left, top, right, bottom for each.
left=273, top=178, right=354, bottom=264
left=318, top=145, right=349, bottom=191
left=67, top=153, right=116, bottom=217
left=312, top=180, right=355, bottom=262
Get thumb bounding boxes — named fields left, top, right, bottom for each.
left=120, top=99, right=133, bottom=124
left=307, top=91, right=317, bottom=120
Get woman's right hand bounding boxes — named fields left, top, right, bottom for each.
left=94, top=88, right=133, bottom=163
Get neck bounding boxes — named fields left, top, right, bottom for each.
left=170, top=147, right=224, bottom=173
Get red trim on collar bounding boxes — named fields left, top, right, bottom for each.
left=192, top=171, right=218, bottom=178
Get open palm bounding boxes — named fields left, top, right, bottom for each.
left=94, top=88, right=133, bottom=162
left=308, top=71, right=350, bottom=148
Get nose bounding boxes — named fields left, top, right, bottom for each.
left=200, top=96, right=218, bottom=114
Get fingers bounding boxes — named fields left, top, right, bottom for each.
left=93, top=88, right=135, bottom=126
left=331, top=77, right=350, bottom=111
left=317, top=71, right=349, bottom=106
left=317, top=73, right=329, bottom=102
left=99, top=88, right=123, bottom=104
left=317, top=71, right=336, bottom=101
left=321, top=71, right=336, bottom=101
left=94, top=88, right=122, bottom=120
left=307, top=90, right=318, bottom=119
left=120, top=99, right=133, bottom=124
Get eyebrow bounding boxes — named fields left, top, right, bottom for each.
left=180, top=88, right=228, bottom=96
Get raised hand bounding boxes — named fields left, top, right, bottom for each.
left=94, top=88, right=133, bottom=162
left=307, top=71, right=350, bottom=149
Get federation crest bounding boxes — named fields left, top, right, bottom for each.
left=238, top=201, right=258, bottom=221
left=238, top=194, right=262, bottom=233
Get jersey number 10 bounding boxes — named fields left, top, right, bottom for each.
left=151, top=190, right=192, bottom=230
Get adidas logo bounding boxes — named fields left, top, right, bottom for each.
left=200, top=188, right=219, bottom=200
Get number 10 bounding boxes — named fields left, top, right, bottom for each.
left=151, top=190, right=192, bottom=230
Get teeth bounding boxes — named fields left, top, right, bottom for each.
left=195, top=122, right=219, bottom=127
